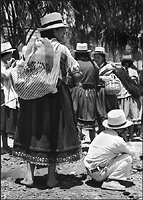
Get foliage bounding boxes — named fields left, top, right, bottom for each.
left=1, top=0, right=143, bottom=61
left=71, top=0, right=143, bottom=61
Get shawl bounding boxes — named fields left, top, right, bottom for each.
left=114, top=67, right=140, bottom=98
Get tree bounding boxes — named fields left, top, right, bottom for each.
left=71, top=0, right=143, bottom=61
left=1, top=0, right=143, bottom=61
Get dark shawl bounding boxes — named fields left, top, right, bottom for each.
left=114, top=67, right=140, bottom=98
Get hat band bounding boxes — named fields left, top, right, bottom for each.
left=1, top=48, right=13, bottom=53
left=76, top=50, right=88, bottom=52
left=42, top=20, right=63, bottom=28
left=108, top=121, right=127, bottom=128
left=95, top=51, right=105, bottom=54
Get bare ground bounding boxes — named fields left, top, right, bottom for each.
left=1, top=139, right=142, bottom=200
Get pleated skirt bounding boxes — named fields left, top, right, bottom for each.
left=70, top=86, right=105, bottom=130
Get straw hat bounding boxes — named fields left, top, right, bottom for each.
left=121, top=54, right=134, bottom=62
left=94, top=47, right=106, bottom=55
left=75, top=43, right=91, bottom=53
left=102, top=109, right=133, bottom=129
left=38, top=12, right=68, bottom=32
left=1, top=42, right=16, bottom=54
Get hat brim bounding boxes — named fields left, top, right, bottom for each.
left=38, top=23, right=69, bottom=32
left=74, top=50, right=91, bottom=53
left=1, top=49, right=16, bottom=54
left=102, top=119, right=133, bottom=129
left=121, top=58, right=134, bottom=62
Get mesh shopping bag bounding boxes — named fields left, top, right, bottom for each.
left=11, top=37, right=61, bottom=100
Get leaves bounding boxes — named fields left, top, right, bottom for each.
left=1, top=0, right=142, bottom=61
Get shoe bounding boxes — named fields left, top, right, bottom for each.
left=101, top=180, right=125, bottom=191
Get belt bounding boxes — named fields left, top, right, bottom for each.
left=87, top=165, right=106, bottom=174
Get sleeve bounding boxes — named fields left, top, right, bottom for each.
left=117, top=138, right=135, bottom=157
left=1, top=65, right=12, bottom=79
left=128, top=68, right=139, bottom=84
left=62, top=45, right=80, bottom=73
left=61, top=45, right=83, bottom=83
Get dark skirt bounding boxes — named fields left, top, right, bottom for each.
left=70, top=85, right=105, bottom=130
left=98, top=87, right=119, bottom=116
left=13, top=80, right=82, bottom=165
left=1, top=90, right=19, bottom=136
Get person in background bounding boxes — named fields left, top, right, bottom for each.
left=94, top=47, right=119, bottom=117
left=68, top=43, right=105, bottom=142
left=114, top=55, right=141, bottom=140
left=1, top=42, right=19, bottom=154
left=84, top=109, right=135, bottom=191
left=139, top=68, right=143, bottom=139
left=12, top=12, right=82, bottom=189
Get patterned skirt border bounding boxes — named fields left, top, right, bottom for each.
left=12, top=147, right=83, bottom=166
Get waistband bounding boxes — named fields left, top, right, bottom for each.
left=82, top=84, right=95, bottom=90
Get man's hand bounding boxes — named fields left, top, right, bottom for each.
left=120, top=128, right=129, bottom=142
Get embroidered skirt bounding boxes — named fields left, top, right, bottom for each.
left=13, top=80, right=82, bottom=165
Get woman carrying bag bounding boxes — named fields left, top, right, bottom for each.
left=11, top=12, right=82, bottom=189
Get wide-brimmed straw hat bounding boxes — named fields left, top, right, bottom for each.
left=94, top=46, right=106, bottom=55
left=102, top=109, right=133, bottom=129
left=121, top=54, right=134, bottom=63
left=75, top=43, right=91, bottom=53
left=1, top=42, right=16, bottom=54
left=38, top=12, right=69, bottom=32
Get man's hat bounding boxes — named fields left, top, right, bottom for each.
left=102, top=109, right=133, bottom=129
left=1, top=42, right=16, bottom=54
left=75, top=43, right=91, bottom=53
left=38, top=12, right=68, bottom=32
left=121, top=54, right=134, bottom=63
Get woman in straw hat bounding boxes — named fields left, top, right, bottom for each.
left=84, top=109, right=135, bottom=191
left=69, top=43, right=105, bottom=142
left=12, top=12, right=82, bottom=189
left=94, top=47, right=119, bottom=116
left=1, top=42, right=19, bottom=154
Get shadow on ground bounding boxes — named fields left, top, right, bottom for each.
left=85, top=178, right=103, bottom=188
left=15, top=173, right=87, bottom=190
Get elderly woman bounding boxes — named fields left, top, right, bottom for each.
left=94, top=47, right=119, bottom=117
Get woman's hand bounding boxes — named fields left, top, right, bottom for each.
left=7, top=58, right=16, bottom=69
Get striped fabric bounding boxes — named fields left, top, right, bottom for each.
left=11, top=37, right=62, bottom=100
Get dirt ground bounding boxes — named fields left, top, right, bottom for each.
left=1, top=135, right=143, bottom=200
